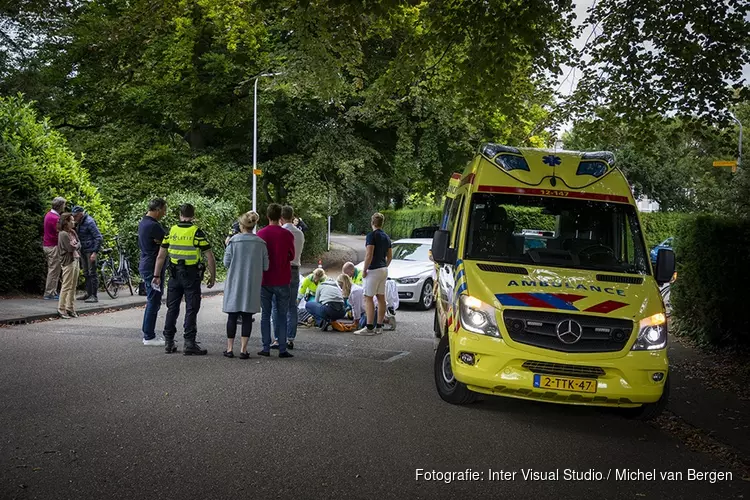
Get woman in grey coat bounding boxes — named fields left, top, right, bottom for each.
left=223, top=211, right=268, bottom=359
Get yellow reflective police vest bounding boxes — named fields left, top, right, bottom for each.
left=165, top=224, right=201, bottom=265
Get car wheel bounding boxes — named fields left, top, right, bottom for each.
left=434, top=334, right=478, bottom=405
left=418, top=279, right=434, bottom=310
left=621, top=377, right=670, bottom=421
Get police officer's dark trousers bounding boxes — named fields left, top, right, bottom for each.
left=163, top=264, right=202, bottom=342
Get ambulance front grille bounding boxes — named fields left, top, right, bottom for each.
left=503, top=310, right=634, bottom=353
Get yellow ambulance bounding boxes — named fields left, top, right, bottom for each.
left=431, top=144, right=675, bottom=419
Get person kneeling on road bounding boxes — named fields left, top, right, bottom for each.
left=305, top=278, right=346, bottom=331
left=153, top=203, right=216, bottom=355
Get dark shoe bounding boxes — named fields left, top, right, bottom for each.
left=287, top=341, right=294, bottom=350
left=279, top=351, right=294, bottom=359
left=84, top=296, right=98, bottom=303
left=270, top=342, right=279, bottom=350
left=319, top=320, right=330, bottom=332
left=44, top=294, right=59, bottom=300
left=183, top=340, right=207, bottom=356
left=67, top=311, right=79, bottom=318
left=239, top=352, right=250, bottom=360
left=164, top=338, right=177, bottom=354
left=223, top=350, right=234, bottom=358
left=257, top=350, right=270, bottom=357
left=58, top=311, right=71, bottom=319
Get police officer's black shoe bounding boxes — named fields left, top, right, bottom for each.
left=183, top=340, right=207, bottom=356
left=165, top=338, right=177, bottom=354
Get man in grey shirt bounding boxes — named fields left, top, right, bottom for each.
left=277, top=206, right=305, bottom=349
left=305, top=278, right=346, bottom=331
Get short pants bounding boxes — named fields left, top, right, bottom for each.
left=363, top=267, right=388, bottom=297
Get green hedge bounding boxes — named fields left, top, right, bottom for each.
left=671, top=214, right=750, bottom=347
left=379, top=206, right=557, bottom=240
left=0, top=96, right=116, bottom=293
left=300, top=215, right=327, bottom=262
left=640, top=212, right=686, bottom=249
left=120, top=191, right=238, bottom=278
left=381, top=208, right=441, bottom=240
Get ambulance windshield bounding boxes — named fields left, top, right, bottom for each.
left=464, top=193, right=649, bottom=275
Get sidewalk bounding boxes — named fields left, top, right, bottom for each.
left=0, top=283, right=224, bottom=325
left=0, top=237, right=362, bottom=326
left=664, top=335, right=750, bottom=460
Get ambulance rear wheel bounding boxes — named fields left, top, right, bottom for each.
left=434, top=334, right=478, bottom=405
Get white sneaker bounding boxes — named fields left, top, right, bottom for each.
left=385, top=315, right=396, bottom=331
left=353, top=327, right=376, bottom=336
left=374, top=326, right=383, bottom=335
left=143, top=338, right=166, bottom=346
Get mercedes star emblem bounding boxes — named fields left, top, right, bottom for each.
left=556, top=319, right=583, bottom=344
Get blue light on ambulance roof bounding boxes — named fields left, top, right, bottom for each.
left=495, top=154, right=530, bottom=172
left=576, top=161, right=608, bottom=178
left=480, top=143, right=521, bottom=158
left=581, top=151, right=615, bottom=167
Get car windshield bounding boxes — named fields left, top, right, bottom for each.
left=464, top=193, right=649, bottom=275
left=392, top=243, right=432, bottom=261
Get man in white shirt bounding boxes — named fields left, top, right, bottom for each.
left=280, top=206, right=305, bottom=349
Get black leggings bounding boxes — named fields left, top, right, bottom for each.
left=227, top=312, right=253, bottom=339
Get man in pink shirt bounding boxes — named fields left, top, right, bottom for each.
left=257, top=203, right=295, bottom=358
left=43, top=197, right=67, bottom=299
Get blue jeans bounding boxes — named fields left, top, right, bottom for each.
left=141, top=270, right=164, bottom=340
left=270, top=270, right=301, bottom=341
left=306, top=301, right=346, bottom=326
left=261, top=286, right=290, bottom=353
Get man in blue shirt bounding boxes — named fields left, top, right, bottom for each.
left=354, top=212, right=392, bottom=336
left=138, top=198, right=168, bottom=346
left=72, top=206, right=104, bottom=303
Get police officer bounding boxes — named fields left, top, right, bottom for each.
left=153, top=203, right=216, bottom=355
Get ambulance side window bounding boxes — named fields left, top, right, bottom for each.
left=450, top=195, right=465, bottom=249
left=440, top=198, right=453, bottom=230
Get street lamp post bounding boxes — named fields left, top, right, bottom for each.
left=729, top=111, right=743, bottom=168
left=252, top=72, right=282, bottom=216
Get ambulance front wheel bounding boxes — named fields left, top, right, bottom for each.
left=621, top=377, right=670, bottom=421
left=434, top=334, right=478, bottom=405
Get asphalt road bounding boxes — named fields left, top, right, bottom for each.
left=1, top=298, right=746, bottom=500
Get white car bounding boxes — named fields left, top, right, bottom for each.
left=356, top=238, right=436, bottom=310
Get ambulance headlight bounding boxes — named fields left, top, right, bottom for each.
left=632, top=313, right=667, bottom=350
left=459, top=295, right=501, bottom=338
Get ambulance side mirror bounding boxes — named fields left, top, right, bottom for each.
left=654, top=248, right=675, bottom=285
left=431, top=230, right=456, bottom=265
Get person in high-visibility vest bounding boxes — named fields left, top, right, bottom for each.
left=342, top=262, right=363, bottom=286
left=153, top=203, right=216, bottom=355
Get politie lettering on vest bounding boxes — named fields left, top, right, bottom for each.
left=506, top=280, right=626, bottom=297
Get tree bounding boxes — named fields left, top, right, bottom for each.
left=0, top=95, right=116, bottom=293
left=572, top=0, right=750, bottom=125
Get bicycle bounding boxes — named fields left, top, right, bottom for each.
left=660, top=271, right=677, bottom=318
left=99, top=235, right=134, bottom=299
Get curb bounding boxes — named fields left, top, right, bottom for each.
left=0, top=289, right=225, bottom=326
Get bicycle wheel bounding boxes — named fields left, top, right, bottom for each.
left=123, top=259, right=134, bottom=296
left=101, top=260, right=119, bottom=299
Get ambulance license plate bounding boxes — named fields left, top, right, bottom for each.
left=533, top=374, right=597, bottom=393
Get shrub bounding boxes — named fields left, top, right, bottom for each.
left=378, top=206, right=557, bottom=240
left=119, top=191, right=238, bottom=277
left=381, top=208, right=441, bottom=240
left=640, top=212, right=687, bottom=249
left=300, top=215, right=328, bottom=262
left=671, top=214, right=750, bottom=347
left=0, top=96, right=116, bottom=293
